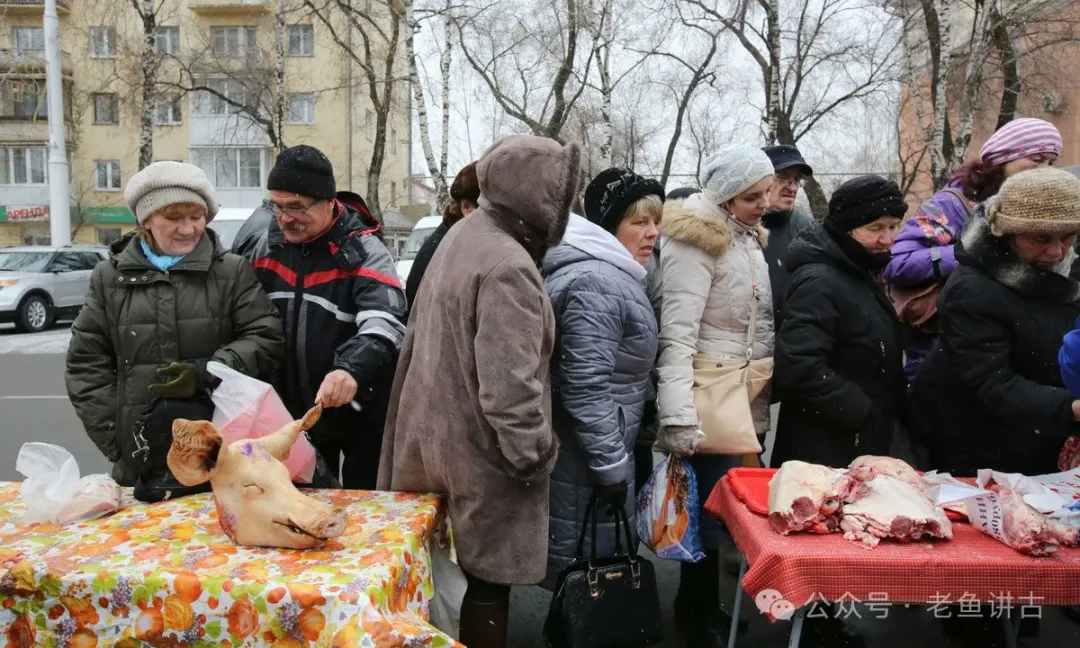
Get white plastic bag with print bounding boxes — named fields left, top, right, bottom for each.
left=16, top=443, right=120, bottom=525
left=206, top=361, right=316, bottom=482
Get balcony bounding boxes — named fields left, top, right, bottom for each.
left=0, top=49, right=73, bottom=75
left=190, top=48, right=268, bottom=74
left=0, top=0, right=71, bottom=14
left=187, top=0, right=267, bottom=14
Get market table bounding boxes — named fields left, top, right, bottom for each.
left=706, top=473, right=1080, bottom=648
left=0, top=482, right=460, bottom=648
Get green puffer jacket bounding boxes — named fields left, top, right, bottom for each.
left=65, top=230, right=285, bottom=486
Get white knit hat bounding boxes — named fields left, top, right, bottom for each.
left=698, top=146, right=776, bottom=205
left=124, top=161, right=219, bottom=225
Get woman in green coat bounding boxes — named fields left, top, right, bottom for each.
left=65, top=162, right=284, bottom=486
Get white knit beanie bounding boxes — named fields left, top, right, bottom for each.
left=698, top=146, right=776, bottom=205
left=124, top=161, right=219, bottom=225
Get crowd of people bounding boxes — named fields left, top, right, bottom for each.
left=62, top=116, right=1080, bottom=648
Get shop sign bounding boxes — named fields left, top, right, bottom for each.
left=5, top=205, right=50, bottom=223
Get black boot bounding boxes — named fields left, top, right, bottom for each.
left=459, top=596, right=509, bottom=648
left=674, top=550, right=747, bottom=647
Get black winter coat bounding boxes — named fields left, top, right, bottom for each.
left=404, top=222, right=448, bottom=320
left=771, top=223, right=908, bottom=468
left=246, top=202, right=407, bottom=448
left=911, top=216, right=1080, bottom=476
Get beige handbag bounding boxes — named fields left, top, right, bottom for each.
left=691, top=254, right=774, bottom=455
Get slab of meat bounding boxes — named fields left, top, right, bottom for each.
left=848, top=456, right=928, bottom=495
left=981, top=486, right=1079, bottom=556
left=768, top=461, right=862, bottom=534
left=840, top=475, right=953, bottom=549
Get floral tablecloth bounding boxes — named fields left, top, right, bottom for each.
left=0, top=483, right=461, bottom=648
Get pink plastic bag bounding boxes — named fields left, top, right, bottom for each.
left=207, top=361, right=317, bottom=482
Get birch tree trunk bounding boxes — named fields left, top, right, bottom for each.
left=762, top=0, right=781, bottom=145
left=595, top=0, right=614, bottom=168
left=929, top=0, right=955, bottom=189
left=274, top=8, right=287, bottom=152
left=137, top=0, right=157, bottom=170
left=438, top=0, right=452, bottom=205
left=405, top=0, right=448, bottom=207
left=948, top=0, right=993, bottom=169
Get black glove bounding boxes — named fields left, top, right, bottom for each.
left=593, top=481, right=628, bottom=517
left=147, top=361, right=215, bottom=399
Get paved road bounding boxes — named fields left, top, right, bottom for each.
left=0, top=343, right=1077, bottom=646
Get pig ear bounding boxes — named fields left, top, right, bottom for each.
left=167, top=419, right=228, bottom=486
left=259, top=404, right=323, bottom=463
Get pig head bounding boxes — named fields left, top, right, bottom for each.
left=166, top=405, right=347, bottom=549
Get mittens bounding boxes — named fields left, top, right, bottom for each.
left=654, top=425, right=705, bottom=457
left=147, top=362, right=211, bottom=399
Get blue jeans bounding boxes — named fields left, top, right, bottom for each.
left=689, top=453, right=743, bottom=549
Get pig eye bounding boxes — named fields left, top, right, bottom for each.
left=243, top=484, right=264, bottom=497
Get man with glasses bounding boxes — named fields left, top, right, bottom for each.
left=245, top=145, right=406, bottom=489
left=762, top=145, right=815, bottom=326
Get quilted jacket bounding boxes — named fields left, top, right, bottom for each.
left=541, top=214, right=658, bottom=588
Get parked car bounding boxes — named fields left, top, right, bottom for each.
left=395, top=215, right=442, bottom=284
left=206, top=207, right=261, bottom=251
left=0, top=245, right=109, bottom=333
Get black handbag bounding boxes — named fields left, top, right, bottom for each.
left=544, top=496, right=664, bottom=648
left=131, top=395, right=216, bottom=503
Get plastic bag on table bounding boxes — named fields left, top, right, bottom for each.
left=635, top=455, right=705, bottom=562
left=16, top=443, right=120, bottom=525
left=206, top=361, right=316, bottom=482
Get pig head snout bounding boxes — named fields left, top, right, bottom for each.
left=311, top=507, right=348, bottom=539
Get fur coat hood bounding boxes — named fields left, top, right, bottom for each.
left=659, top=192, right=768, bottom=258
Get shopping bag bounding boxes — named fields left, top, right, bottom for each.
left=635, top=455, right=704, bottom=562
left=206, top=361, right=316, bottom=482
left=16, top=443, right=120, bottom=525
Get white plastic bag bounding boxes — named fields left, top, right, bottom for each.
left=207, top=361, right=316, bottom=482
left=428, top=544, right=467, bottom=638
left=16, top=443, right=120, bottom=525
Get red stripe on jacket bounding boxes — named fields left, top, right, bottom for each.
left=253, top=257, right=297, bottom=287
left=303, top=267, right=401, bottom=289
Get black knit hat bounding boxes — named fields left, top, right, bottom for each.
left=267, top=145, right=336, bottom=200
left=826, top=174, right=908, bottom=232
left=583, top=168, right=665, bottom=233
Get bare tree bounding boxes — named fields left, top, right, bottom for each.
left=406, top=0, right=453, bottom=208
left=302, top=0, right=404, bottom=220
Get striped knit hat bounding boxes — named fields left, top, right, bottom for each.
left=979, top=118, right=1062, bottom=167
left=986, top=167, right=1080, bottom=237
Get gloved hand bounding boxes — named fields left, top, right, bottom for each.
left=147, top=362, right=211, bottom=399
left=594, top=481, right=628, bottom=516
left=654, top=425, right=704, bottom=457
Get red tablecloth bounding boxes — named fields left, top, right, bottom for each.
left=706, top=475, right=1080, bottom=612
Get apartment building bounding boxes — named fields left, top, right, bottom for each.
left=0, top=0, right=411, bottom=247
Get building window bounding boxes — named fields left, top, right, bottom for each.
left=287, top=93, right=314, bottom=124
left=364, top=110, right=372, bottom=140
left=391, top=127, right=397, bottom=154
left=94, top=160, right=121, bottom=191
left=154, top=26, right=180, bottom=55
left=192, top=78, right=250, bottom=116
left=191, top=148, right=265, bottom=189
left=2, top=80, right=47, bottom=119
left=90, top=27, right=117, bottom=59
left=93, top=93, right=119, bottom=125
left=96, top=227, right=122, bottom=246
left=211, top=26, right=258, bottom=58
left=288, top=25, right=314, bottom=56
left=153, top=95, right=182, bottom=125
left=1, top=147, right=48, bottom=185
left=12, top=27, right=45, bottom=52
left=391, top=181, right=397, bottom=205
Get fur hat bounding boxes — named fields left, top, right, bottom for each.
left=444, top=162, right=480, bottom=227
left=583, top=167, right=665, bottom=233
left=986, top=167, right=1080, bottom=237
left=825, top=175, right=908, bottom=232
left=125, top=161, right=218, bottom=225
left=698, top=146, right=775, bottom=205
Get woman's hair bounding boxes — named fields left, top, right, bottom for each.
left=136, top=202, right=206, bottom=248
left=951, top=159, right=1007, bottom=202
left=623, top=193, right=664, bottom=226
left=444, top=162, right=480, bottom=228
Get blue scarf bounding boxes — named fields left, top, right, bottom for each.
left=140, top=240, right=184, bottom=272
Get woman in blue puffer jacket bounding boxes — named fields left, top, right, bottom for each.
left=541, top=168, right=663, bottom=589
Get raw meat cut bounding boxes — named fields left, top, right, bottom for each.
left=768, top=461, right=862, bottom=534
left=980, top=486, right=1079, bottom=556
left=1059, top=436, right=1080, bottom=472
left=848, top=456, right=928, bottom=494
left=840, top=475, right=953, bottom=549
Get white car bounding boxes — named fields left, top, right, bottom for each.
left=395, top=215, right=443, bottom=284
left=206, top=208, right=260, bottom=250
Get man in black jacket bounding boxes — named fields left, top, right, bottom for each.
left=761, top=145, right=815, bottom=325
left=245, top=145, right=407, bottom=488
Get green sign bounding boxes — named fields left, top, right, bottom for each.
left=80, top=206, right=135, bottom=224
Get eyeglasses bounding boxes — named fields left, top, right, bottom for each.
left=262, top=198, right=322, bottom=219
left=774, top=175, right=806, bottom=188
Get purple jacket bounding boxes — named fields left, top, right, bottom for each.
left=883, top=183, right=975, bottom=286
